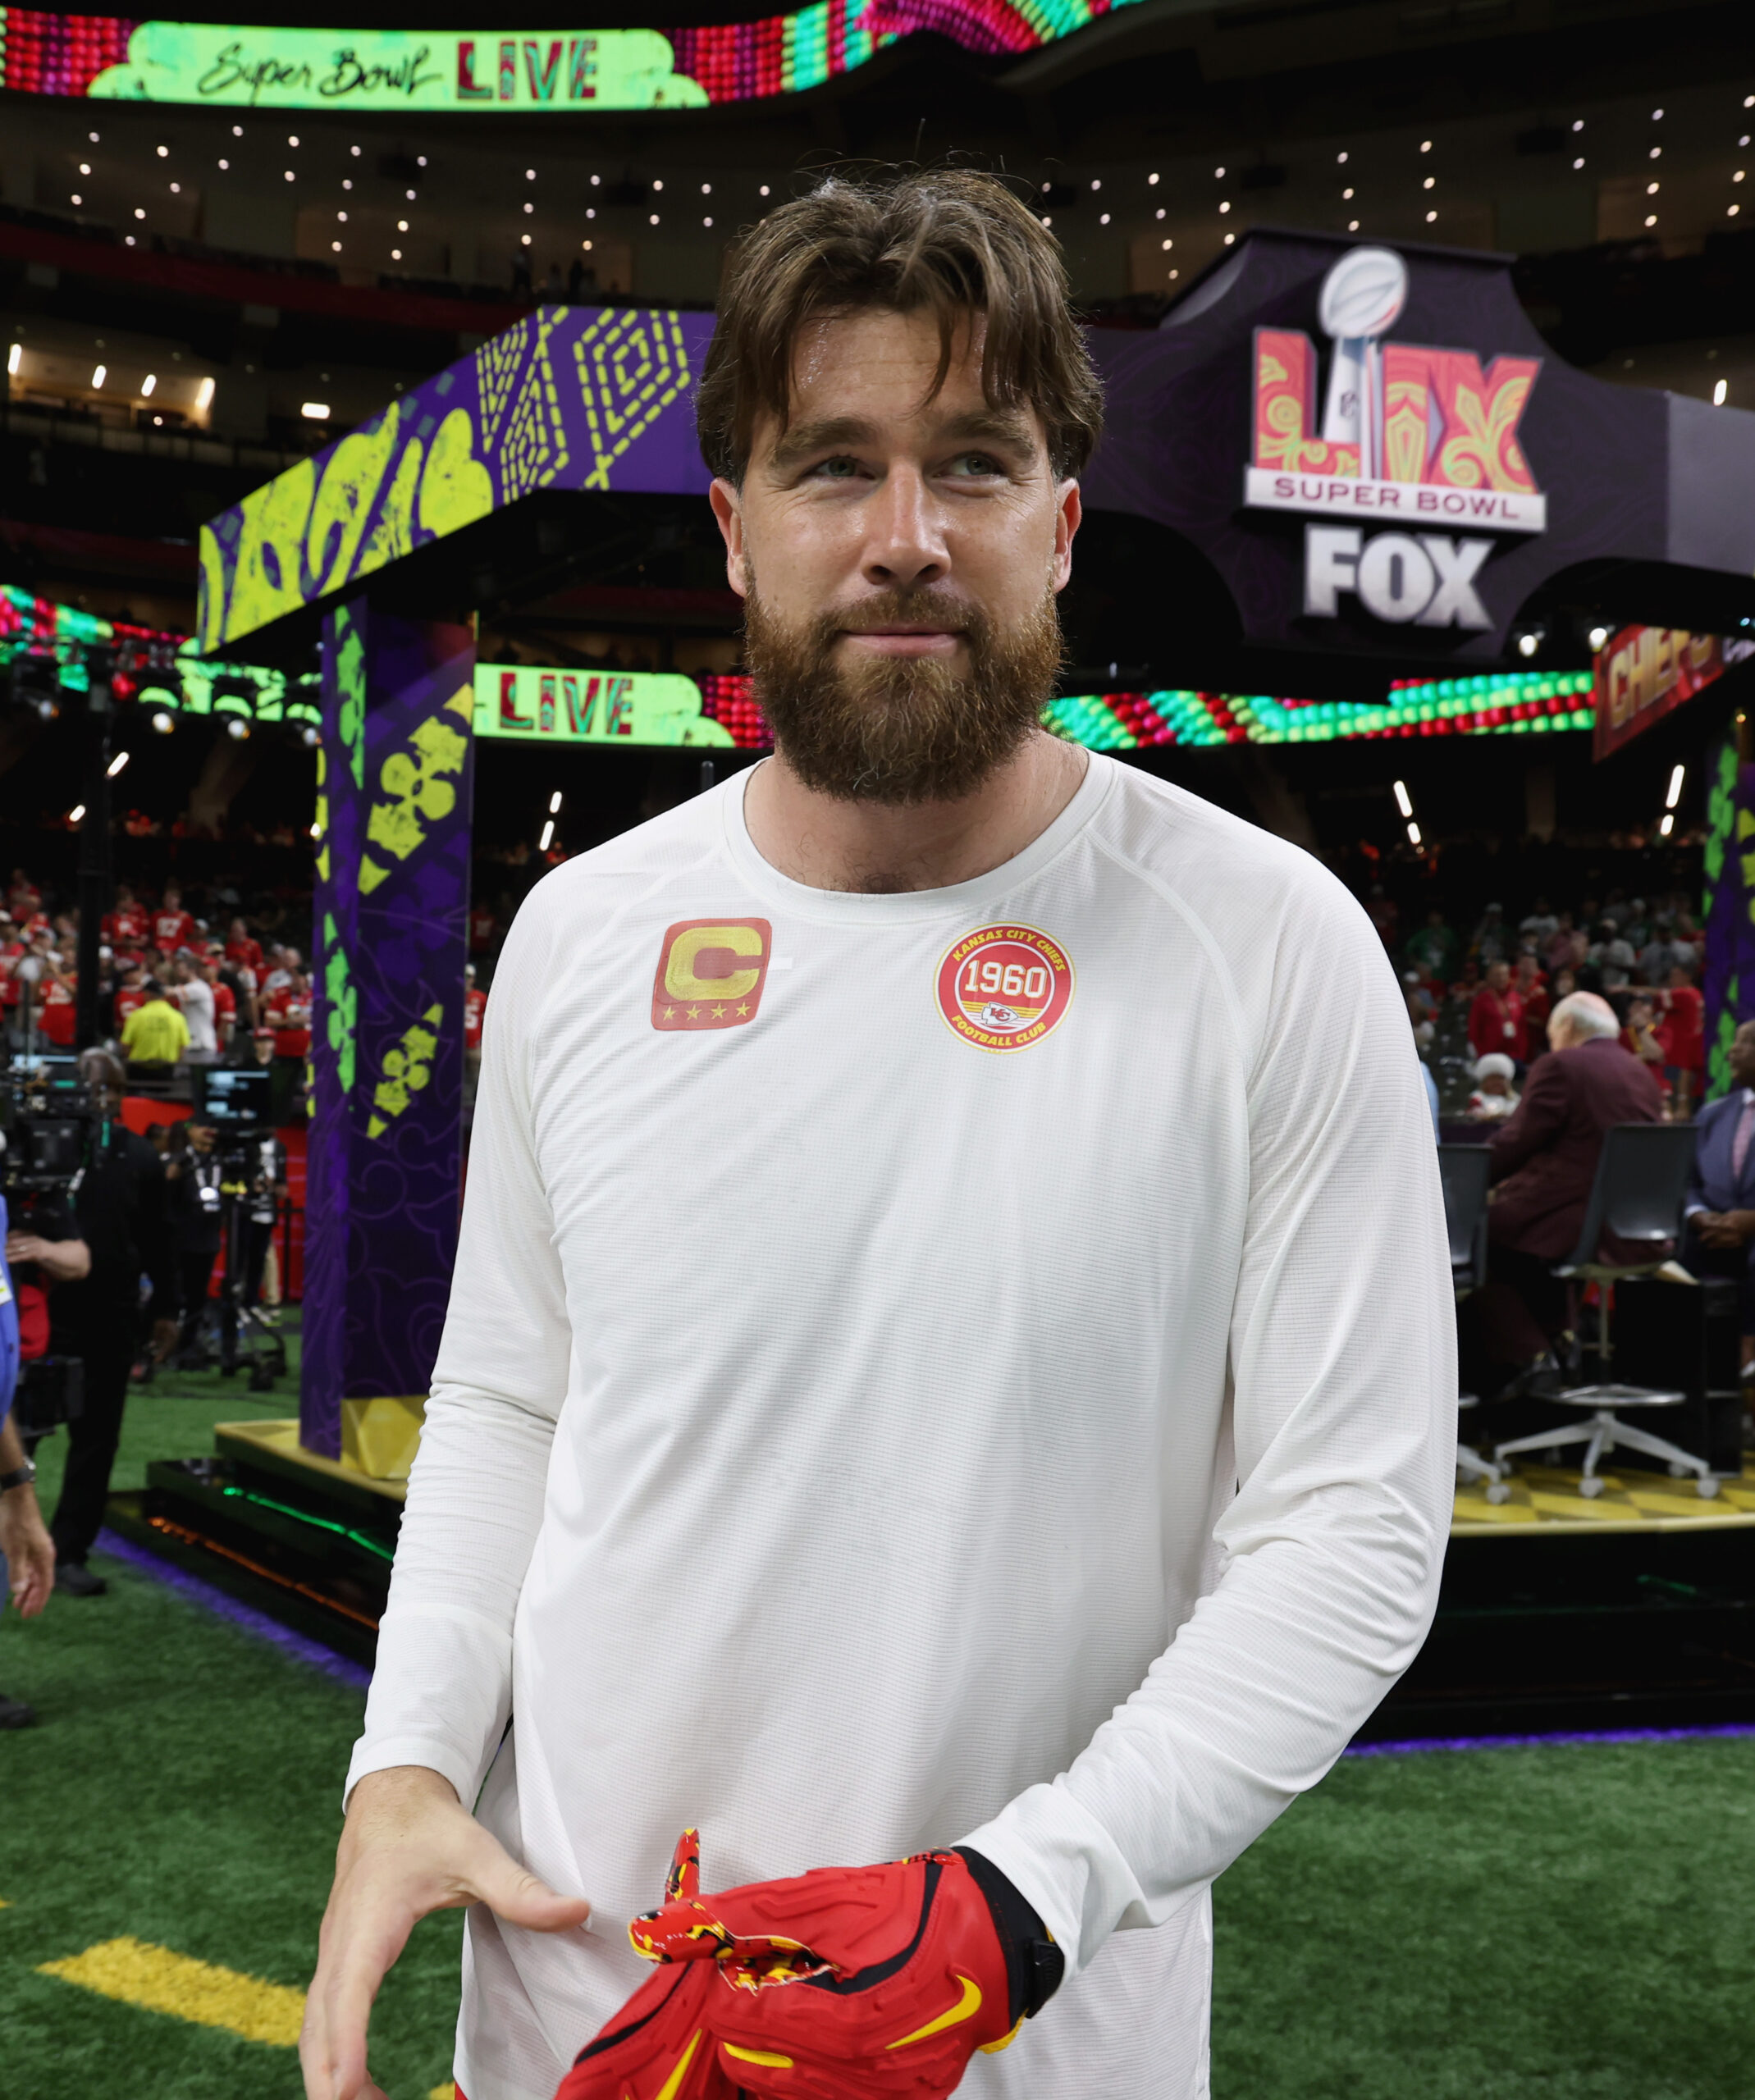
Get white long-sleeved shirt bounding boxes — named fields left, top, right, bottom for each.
left=349, top=754, right=1455, bottom=2100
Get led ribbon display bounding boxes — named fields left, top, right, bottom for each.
left=0, top=0, right=1142, bottom=112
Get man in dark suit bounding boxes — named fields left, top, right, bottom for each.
left=1684, top=1018, right=1755, bottom=1364
left=1468, top=990, right=1663, bottom=1387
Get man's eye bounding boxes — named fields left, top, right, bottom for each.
left=810, top=456, right=862, bottom=479
left=945, top=452, right=1002, bottom=477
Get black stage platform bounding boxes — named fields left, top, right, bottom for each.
left=117, top=1426, right=1755, bottom=1740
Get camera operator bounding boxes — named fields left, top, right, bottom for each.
left=41, top=1050, right=176, bottom=1597
left=165, top=1118, right=222, bottom=1361
left=1, top=1143, right=64, bottom=1726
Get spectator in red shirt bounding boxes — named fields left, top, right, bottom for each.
left=224, top=917, right=264, bottom=976
left=103, top=884, right=149, bottom=957
left=264, top=969, right=311, bottom=1123
left=202, top=957, right=237, bottom=1051
left=1515, top=951, right=1550, bottom=1046
left=1657, top=961, right=1705, bottom=1116
left=464, top=964, right=487, bottom=1053
left=38, top=950, right=75, bottom=1050
left=7, top=870, right=41, bottom=924
left=1467, top=958, right=1526, bottom=1064
left=151, top=883, right=198, bottom=956
left=112, top=961, right=149, bottom=1036
left=468, top=901, right=499, bottom=958
left=261, top=946, right=300, bottom=1002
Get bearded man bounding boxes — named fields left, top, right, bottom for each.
left=302, top=171, right=1452, bottom=2100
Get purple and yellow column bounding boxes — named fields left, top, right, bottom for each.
left=301, top=603, right=476, bottom=1463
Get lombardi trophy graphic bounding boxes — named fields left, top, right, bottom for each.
left=1318, top=245, right=1409, bottom=482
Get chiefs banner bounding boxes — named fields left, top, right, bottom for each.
left=1593, top=627, right=1754, bottom=760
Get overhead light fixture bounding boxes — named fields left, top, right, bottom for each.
left=1666, top=763, right=1685, bottom=809
left=196, top=376, right=214, bottom=411
left=151, top=709, right=175, bottom=734
left=548, top=790, right=563, bottom=813
left=106, top=749, right=130, bottom=777
left=1392, top=779, right=1413, bottom=818
left=68, top=803, right=87, bottom=825
left=1715, top=379, right=1729, bottom=405
left=301, top=401, right=331, bottom=420
left=225, top=719, right=250, bottom=741
left=1588, top=623, right=1611, bottom=651
left=1406, top=820, right=1422, bottom=848
left=539, top=819, right=555, bottom=852
left=1515, top=627, right=1542, bottom=659
left=140, top=372, right=156, bottom=396
left=300, top=724, right=321, bottom=748
left=1660, top=812, right=1675, bottom=838
left=7, top=343, right=19, bottom=377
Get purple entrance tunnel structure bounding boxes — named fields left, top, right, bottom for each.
left=198, top=235, right=1755, bottom=1462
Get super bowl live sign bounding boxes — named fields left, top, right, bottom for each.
left=1245, top=247, right=1542, bottom=634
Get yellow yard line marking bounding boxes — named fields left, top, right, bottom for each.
left=428, top=2084, right=457, bottom=2100
left=36, top=1937, right=304, bottom=2046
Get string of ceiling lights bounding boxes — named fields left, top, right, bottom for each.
left=50, top=84, right=1755, bottom=301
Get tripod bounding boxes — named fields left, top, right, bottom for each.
left=180, top=1151, right=287, bottom=1391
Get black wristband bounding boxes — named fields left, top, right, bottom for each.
left=954, top=1845, right=1065, bottom=2025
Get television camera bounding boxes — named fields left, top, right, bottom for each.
left=187, top=1065, right=288, bottom=1393
left=0, top=1055, right=93, bottom=1440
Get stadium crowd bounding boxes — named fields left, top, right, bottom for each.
left=1385, top=887, right=1707, bottom=1118
left=0, top=867, right=492, bottom=1093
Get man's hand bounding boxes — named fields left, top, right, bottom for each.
left=1694, top=1212, right=1755, bottom=1249
left=150, top=1317, right=180, bottom=1363
left=299, top=1764, right=591, bottom=2100
left=6, top=1231, right=91, bottom=1282
left=0, top=1476, right=54, bottom=1617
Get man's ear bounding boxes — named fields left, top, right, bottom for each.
left=709, top=478, right=748, bottom=600
left=1052, top=478, right=1082, bottom=593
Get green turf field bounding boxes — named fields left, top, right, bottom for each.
left=6, top=1345, right=1755, bottom=2098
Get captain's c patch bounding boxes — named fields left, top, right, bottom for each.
left=651, top=918, right=773, bottom=1032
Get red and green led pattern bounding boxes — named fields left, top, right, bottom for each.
left=695, top=672, right=773, bottom=747
left=1044, top=669, right=1597, bottom=751
left=0, top=7, right=133, bottom=96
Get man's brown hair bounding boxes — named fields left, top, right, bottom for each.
left=696, top=168, right=1104, bottom=484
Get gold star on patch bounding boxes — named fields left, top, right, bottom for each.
left=711, top=1005, right=727, bottom=1020
left=686, top=1007, right=702, bottom=1020
left=736, top=1002, right=751, bottom=1016
left=662, top=1007, right=677, bottom=1020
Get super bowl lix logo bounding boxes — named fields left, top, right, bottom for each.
left=1245, top=246, right=1543, bottom=632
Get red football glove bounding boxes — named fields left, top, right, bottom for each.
left=558, top=1831, right=1062, bottom=2100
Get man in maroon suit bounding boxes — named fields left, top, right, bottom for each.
left=1471, top=990, right=1663, bottom=1386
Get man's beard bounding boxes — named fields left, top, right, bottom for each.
left=742, top=571, right=1064, bottom=806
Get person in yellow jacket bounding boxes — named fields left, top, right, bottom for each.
left=119, top=979, right=190, bottom=1066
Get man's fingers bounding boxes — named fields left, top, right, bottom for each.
left=303, top=1890, right=419, bottom=2100
left=472, top=1851, right=592, bottom=1934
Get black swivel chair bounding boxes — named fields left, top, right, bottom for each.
left=1493, top=1121, right=1712, bottom=1498
left=1437, top=1143, right=1510, bottom=1502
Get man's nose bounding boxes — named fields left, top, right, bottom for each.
left=860, top=466, right=948, bottom=591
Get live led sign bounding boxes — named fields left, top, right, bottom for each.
left=474, top=663, right=733, bottom=746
